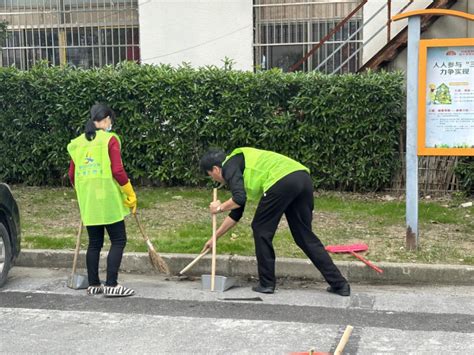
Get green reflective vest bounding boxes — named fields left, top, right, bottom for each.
left=67, top=130, right=129, bottom=226
left=224, top=147, right=310, bottom=201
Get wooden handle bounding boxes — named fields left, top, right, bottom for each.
left=334, top=325, right=353, bottom=355
left=135, top=213, right=160, bottom=254
left=179, top=249, right=210, bottom=275
left=349, top=251, right=384, bottom=274
left=71, top=221, right=83, bottom=277
left=211, top=188, right=217, bottom=291
left=134, top=213, right=150, bottom=243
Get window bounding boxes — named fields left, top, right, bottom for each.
left=0, top=0, right=139, bottom=69
left=254, top=0, right=363, bottom=73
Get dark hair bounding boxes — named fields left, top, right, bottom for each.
left=84, top=103, right=116, bottom=141
left=200, top=148, right=226, bottom=174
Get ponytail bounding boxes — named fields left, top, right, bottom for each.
left=85, top=119, right=97, bottom=141
left=84, top=103, right=116, bottom=141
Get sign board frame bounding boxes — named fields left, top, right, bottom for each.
left=418, top=37, right=474, bottom=156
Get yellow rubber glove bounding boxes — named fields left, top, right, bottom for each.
left=121, top=180, right=137, bottom=214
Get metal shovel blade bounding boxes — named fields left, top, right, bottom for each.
left=201, top=274, right=236, bottom=292
left=67, top=274, right=89, bottom=289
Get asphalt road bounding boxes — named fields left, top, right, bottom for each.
left=1, top=267, right=473, bottom=354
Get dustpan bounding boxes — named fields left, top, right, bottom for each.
left=67, top=221, right=89, bottom=289
left=325, top=243, right=383, bottom=274
left=201, top=274, right=236, bottom=292
left=202, top=188, right=236, bottom=292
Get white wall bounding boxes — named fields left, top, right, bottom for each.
left=363, top=0, right=433, bottom=64
left=139, top=0, right=253, bottom=70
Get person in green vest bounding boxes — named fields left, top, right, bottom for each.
left=67, top=103, right=137, bottom=297
left=199, top=147, right=350, bottom=296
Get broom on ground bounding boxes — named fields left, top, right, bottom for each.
left=133, top=212, right=170, bottom=274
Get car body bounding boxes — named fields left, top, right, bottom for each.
left=0, top=183, right=21, bottom=287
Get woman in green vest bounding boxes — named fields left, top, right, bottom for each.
left=200, top=148, right=350, bottom=296
left=67, top=104, right=137, bottom=297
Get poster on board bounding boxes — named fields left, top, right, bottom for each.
left=418, top=38, right=474, bottom=156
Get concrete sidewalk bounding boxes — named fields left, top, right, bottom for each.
left=15, top=249, right=474, bottom=285
left=3, top=267, right=473, bottom=353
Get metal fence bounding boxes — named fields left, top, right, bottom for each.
left=0, top=0, right=139, bottom=69
left=253, top=0, right=363, bottom=73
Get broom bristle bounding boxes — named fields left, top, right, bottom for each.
left=134, top=213, right=170, bottom=274
left=148, top=248, right=170, bottom=274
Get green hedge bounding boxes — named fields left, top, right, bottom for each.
left=455, top=158, right=474, bottom=194
left=0, top=62, right=406, bottom=191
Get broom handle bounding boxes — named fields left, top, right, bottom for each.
left=211, top=188, right=217, bottom=291
left=71, top=221, right=83, bottom=278
left=350, top=251, right=383, bottom=274
left=134, top=213, right=151, bottom=244
left=134, top=213, right=161, bottom=254
left=334, top=325, right=353, bottom=355
left=134, top=212, right=170, bottom=274
left=179, top=249, right=210, bottom=275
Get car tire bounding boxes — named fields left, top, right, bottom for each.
left=0, top=222, right=12, bottom=288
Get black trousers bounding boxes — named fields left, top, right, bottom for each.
left=251, top=170, right=347, bottom=289
left=86, top=220, right=127, bottom=287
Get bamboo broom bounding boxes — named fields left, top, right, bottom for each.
left=133, top=212, right=170, bottom=274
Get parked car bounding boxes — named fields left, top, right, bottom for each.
left=0, top=183, right=21, bottom=287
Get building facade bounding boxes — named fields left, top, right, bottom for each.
left=0, top=0, right=139, bottom=69
left=253, top=0, right=362, bottom=73
left=138, top=0, right=253, bottom=70
left=1, top=0, right=363, bottom=72
left=1, top=1, right=471, bottom=73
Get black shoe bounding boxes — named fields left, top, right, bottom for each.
left=251, top=284, right=275, bottom=294
left=326, top=283, right=351, bottom=297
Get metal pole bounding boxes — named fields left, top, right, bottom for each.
left=405, top=16, right=420, bottom=249
left=387, top=0, right=391, bottom=43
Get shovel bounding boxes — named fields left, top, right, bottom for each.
left=67, top=220, right=89, bottom=289
left=325, top=243, right=383, bottom=274
left=201, top=188, right=235, bottom=292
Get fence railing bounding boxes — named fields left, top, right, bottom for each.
left=0, top=0, right=140, bottom=69
left=288, top=0, right=428, bottom=74
left=389, top=155, right=460, bottom=195
left=253, top=0, right=363, bottom=73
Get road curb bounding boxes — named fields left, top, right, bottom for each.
left=15, top=249, right=474, bottom=285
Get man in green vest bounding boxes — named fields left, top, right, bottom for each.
left=200, top=147, right=350, bottom=296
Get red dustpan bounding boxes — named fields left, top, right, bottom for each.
left=325, top=243, right=383, bottom=274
